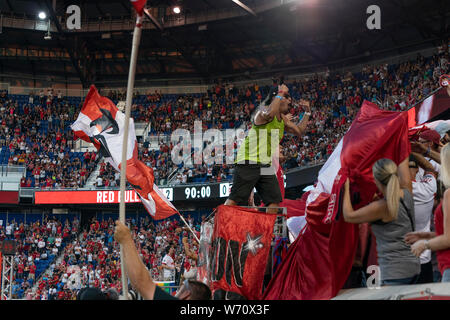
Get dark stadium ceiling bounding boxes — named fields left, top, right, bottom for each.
left=0, top=0, right=449, bottom=88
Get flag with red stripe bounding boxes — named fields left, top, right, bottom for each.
left=71, top=85, right=177, bottom=220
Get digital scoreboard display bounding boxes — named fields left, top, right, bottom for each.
left=34, top=183, right=233, bottom=204
left=177, top=183, right=232, bottom=200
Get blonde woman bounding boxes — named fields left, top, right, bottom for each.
left=343, top=157, right=420, bottom=286
left=405, top=143, right=450, bottom=282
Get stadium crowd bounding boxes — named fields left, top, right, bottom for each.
left=0, top=47, right=447, bottom=188
left=0, top=89, right=98, bottom=189
left=92, top=48, right=449, bottom=186
left=0, top=45, right=448, bottom=300
left=2, top=213, right=202, bottom=300
left=0, top=216, right=78, bottom=299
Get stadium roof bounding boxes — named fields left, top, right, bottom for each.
left=0, top=0, right=449, bottom=87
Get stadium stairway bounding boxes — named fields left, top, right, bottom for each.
left=85, top=161, right=103, bottom=188
left=25, top=253, right=58, bottom=299
left=28, top=232, right=85, bottom=299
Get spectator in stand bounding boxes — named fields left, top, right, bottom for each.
left=161, top=246, right=178, bottom=282
left=406, top=143, right=450, bottom=282
left=407, top=153, right=438, bottom=283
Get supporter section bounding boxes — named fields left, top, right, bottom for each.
left=0, top=208, right=206, bottom=300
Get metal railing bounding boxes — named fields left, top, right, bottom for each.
left=0, top=0, right=284, bottom=34
left=1, top=44, right=438, bottom=97
left=0, top=165, right=26, bottom=177
left=0, top=182, right=19, bottom=191
left=0, top=82, right=10, bottom=91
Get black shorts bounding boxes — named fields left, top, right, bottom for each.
left=228, top=164, right=282, bottom=206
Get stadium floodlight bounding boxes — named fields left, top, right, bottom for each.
left=173, top=6, right=181, bottom=14
left=38, top=12, right=47, bottom=20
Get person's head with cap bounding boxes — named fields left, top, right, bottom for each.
left=419, top=129, right=442, bottom=150
left=435, top=122, right=450, bottom=144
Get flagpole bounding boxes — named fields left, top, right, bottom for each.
left=177, top=212, right=200, bottom=243
left=119, top=13, right=143, bottom=300
left=407, top=86, right=443, bottom=111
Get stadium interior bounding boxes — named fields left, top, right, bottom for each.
left=0, top=0, right=449, bottom=301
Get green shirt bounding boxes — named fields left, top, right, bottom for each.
left=236, top=115, right=284, bottom=165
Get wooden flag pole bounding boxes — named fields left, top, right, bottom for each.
left=119, top=13, right=143, bottom=300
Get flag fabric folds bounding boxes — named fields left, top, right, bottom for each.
left=130, top=0, right=147, bottom=15
left=210, top=205, right=276, bottom=300
left=71, top=85, right=177, bottom=220
left=413, top=87, right=450, bottom=125
left=197, top=219, right=215, bottom=286
left=263, top=100, right=411, bottom=300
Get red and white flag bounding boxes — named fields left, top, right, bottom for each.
left=130, top=0, right=147, bottom=15
left=409, top=86, right=450, bottom=127
left=263, top=100, right=411, bottom=300
left=71, top=85, right=177, bottom=220
left=264, top=86, right=449, bottom=299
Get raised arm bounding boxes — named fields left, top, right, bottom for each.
left=183, top=237, right=198, bottom=261
left=397, top=157, right=412, bottom=193
left=254, top=84, right=289, bottom=125
left=411, top=141, right=441, bottom=164
left=114, top=220, right=156, bottom=300
left=411, top=152, right=438, bottom=177
left=342, top=178, right=388, bottom=224
left=281, top=99, right=311, bottom=138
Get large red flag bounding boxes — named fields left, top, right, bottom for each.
left=71, top=85, right=177, bottom=220
left=211, top=205, right=276, bottom=300
left=263, top=101, right=411, bottom=300
left=130, top=0, right=147, bottom=15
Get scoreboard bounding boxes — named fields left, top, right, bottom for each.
left=33, top=164, right=323, bottom=205
left=167, top=182, right=232, bottom=201
left=34, top=183, right=233, bottom=204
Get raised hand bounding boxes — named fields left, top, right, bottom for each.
left=410, top=141, right=427, bottom=154
left=299, top=99, right=311, bottom=113
left=284, top=113, right=295, bottom=122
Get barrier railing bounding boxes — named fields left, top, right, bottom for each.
left=0, top=165, right=25, bottom=175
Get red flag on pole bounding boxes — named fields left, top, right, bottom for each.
left=130, top=0, right=147, bottom=15
left=72, top=86, right=177, bottom=220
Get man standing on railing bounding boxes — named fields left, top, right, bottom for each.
left=224, top=83, right=311, bottom=212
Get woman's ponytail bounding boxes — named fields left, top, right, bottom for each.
left=385, top=172, right=401, bottom=221
left=372, top=158, right=401, bottom=221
